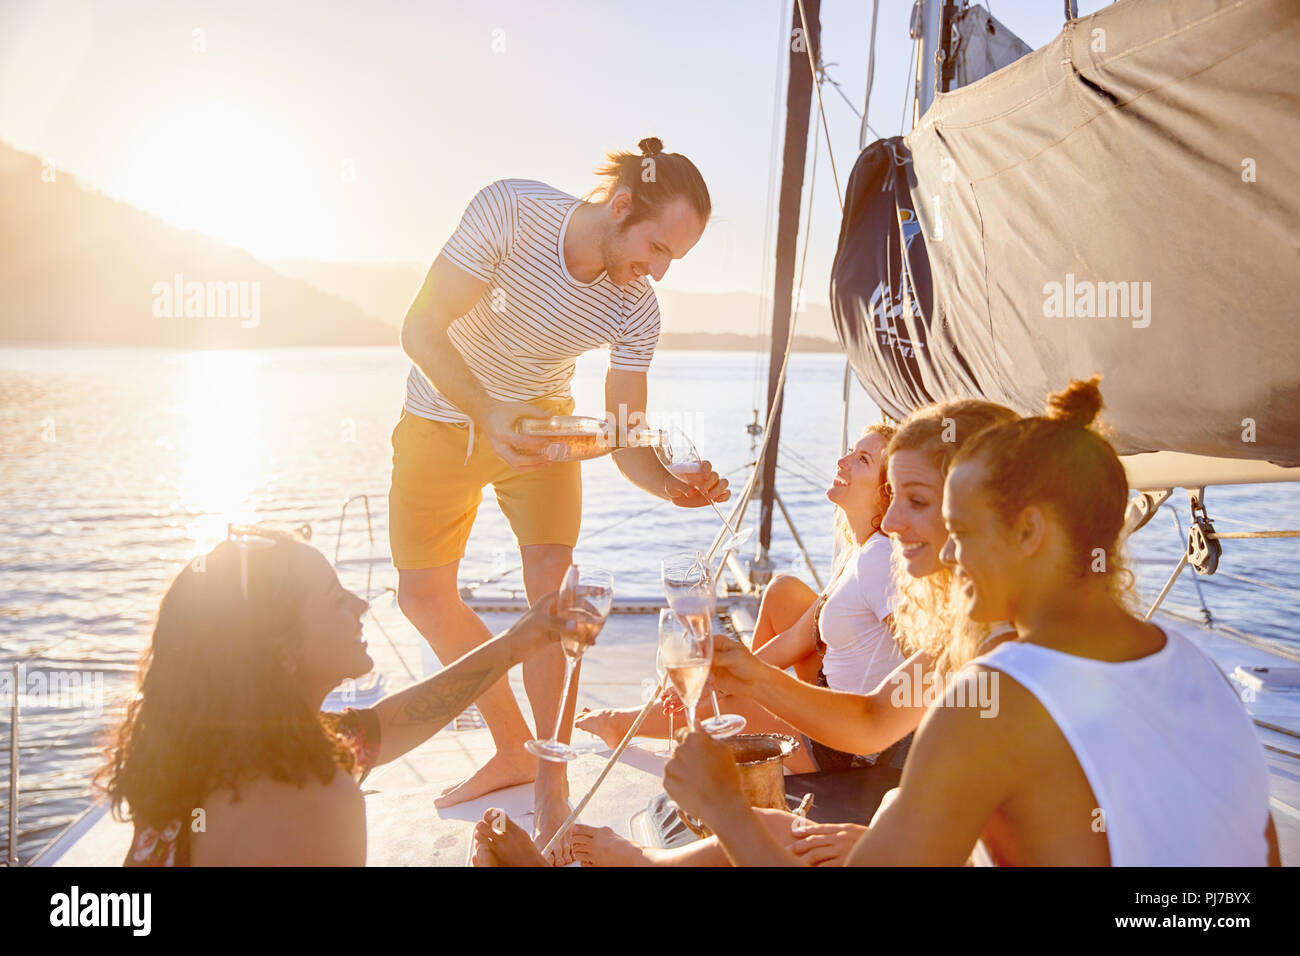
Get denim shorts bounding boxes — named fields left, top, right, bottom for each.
left=802, top=667, right=913, bottom=772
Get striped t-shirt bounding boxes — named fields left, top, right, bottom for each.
left=404, top=179, right=662, bottom=424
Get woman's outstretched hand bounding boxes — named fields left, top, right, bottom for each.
left=520, top=591, right=597, bottom=653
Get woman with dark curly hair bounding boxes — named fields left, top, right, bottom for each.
left=96, top=525, right=585, bottom=866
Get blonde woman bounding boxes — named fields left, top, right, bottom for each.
left=575, top=424, right=899, bottom=773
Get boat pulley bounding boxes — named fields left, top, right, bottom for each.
left=1187, top=488, right=1221, bottom=576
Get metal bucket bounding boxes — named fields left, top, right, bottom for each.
left=678, top=733, right=800, bottom=837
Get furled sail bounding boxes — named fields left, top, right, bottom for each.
left=831, top=0, right=1300, bottom=473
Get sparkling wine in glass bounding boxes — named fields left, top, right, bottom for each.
left=661, top=553, right=745, bottom=738
left=525, top=566, right=613, bottom=763
left=658, top=606, right=712, bottom=733
left=656, top=426, right=752, bottom=555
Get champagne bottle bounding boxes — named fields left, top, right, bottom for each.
left=516, top=415, right=665, bottom=462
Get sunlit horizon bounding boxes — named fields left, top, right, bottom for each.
left=0, top=1, right=1111, bottom=297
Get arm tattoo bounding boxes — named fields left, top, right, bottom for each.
left=393, top=667, right=494, bottom=728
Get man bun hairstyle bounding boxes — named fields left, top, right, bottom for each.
left=1044, top=376, right=1104, bottom=429
left=591, top=137, right=711, bottom=228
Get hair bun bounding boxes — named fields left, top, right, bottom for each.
left=638, top=137, right=664, bottom=157
left=1046, top=375, right=1104, bottom=428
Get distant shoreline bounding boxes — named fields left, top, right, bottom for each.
left=0, top=333, right=845, bottom=354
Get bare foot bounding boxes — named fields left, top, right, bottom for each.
left=574, top=706, right=633, bottom=750
left=531, top=790, right=573, bottom=860
left=548, top=829, right=578, bottom=867
left=434, top=747, right=537, bottom=809
left=568, top=824, right=654, bottom=866
left=470, top=809, right=548, bottom=867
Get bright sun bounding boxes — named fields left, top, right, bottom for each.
left=122, top=102, right=334, bottom=259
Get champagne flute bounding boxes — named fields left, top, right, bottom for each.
left=656, top=609, right=677, bottom=756
left=525, top=566, right=613, bottom=763
left=661, top=553, right=746, bottom=738
left=656, top=426, right=752, bottom=555
left=658, top=601, right=713, bottom=734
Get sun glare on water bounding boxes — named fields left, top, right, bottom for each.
left=177, top=351, right=267, bottom=557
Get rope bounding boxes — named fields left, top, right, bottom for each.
left=822, top=62, right=884, bottom=143
left=1206, top=514, right=1278, bottom=533
left=1210, top=530, right=1300, bottom=540
left=777, top=462, right=834, bottom=494
left=1213, top=571, right=1300, bottom=597
left=899, top=24, right=917, bottom=134
left=752, top=0, right=790, bottom=415
left=859, top=0, right=881, bottom=150
left=539, top=676, right=666, bottom=860
left=795, top=0, right=844, bottom=213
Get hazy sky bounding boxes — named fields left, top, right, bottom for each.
left=1, top=0, right=1109, bottom=301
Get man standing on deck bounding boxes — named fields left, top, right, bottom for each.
left=391, top=137, right=727, bottom=852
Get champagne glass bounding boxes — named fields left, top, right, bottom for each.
left=656, top=426, right=752, bottom=555
left=661, top=553, right=746, bottom=738
left=525, top=566, right=613, bottom=763
left=656, top=609, right=677, bottom=756
left=657, top=599, right=713, bottom=734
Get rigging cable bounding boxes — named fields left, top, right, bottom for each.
left=795, top=0, right=844, bottom=212
left=899, top=23, right=917, bottom=134
left=859, top=0, right=881, bottom=149
left=752, top=0, right=791, bottom=417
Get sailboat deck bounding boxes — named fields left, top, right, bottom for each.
left=34, top=594, right=1300, bottom=867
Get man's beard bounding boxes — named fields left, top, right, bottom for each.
left=598, top=222, right=633, bottom=284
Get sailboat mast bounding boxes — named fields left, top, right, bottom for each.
left=756, top=0, right=821, bottom=574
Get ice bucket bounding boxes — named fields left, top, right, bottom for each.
left=677, top=733, right=800, bottom=837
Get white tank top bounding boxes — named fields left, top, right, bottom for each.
left=970, top=619, right=1271, bottom=866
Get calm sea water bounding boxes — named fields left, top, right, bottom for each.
left=2, top=346, right=1297, bottom=861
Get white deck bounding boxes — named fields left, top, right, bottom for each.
left=33, top=590, right=1300, bottom=867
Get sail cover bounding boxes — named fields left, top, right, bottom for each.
left=830, top=0, right=1300, bottom=467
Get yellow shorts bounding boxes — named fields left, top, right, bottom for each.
left=387, top=400, right=582, bottom=570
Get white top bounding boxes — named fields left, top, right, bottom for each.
left=404, top=179, right=661, bottom=424
left=969, top=619, right=1271, bottom=866
left=818, top=534, right=903, bottom=695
